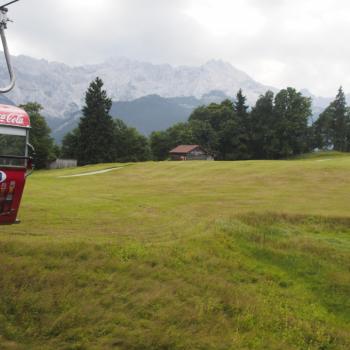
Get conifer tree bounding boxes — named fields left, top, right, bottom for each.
left=77, top=77, right=115, bottom=165
left=332, top=87, right=348, bottom=151
left=234, top=89, right=249, bottom=117
left=313, top=106, right=335, bottom=150
left=233, top=89, right=251, bottom=159
left=314, top=87, right=350, bottom=151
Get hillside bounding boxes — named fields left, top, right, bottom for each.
left=111, top=95, right=196, bottom=135
left=50, top=92, right=231, bottom=141
left=51, top=94, right=204, bottom=141
left=0, top=94, right=15, bottom=106
left=1, top=156, right=350, bottom=349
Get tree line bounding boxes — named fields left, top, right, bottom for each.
left=151, top=87, right=350, bottom=160
left=19, top=78, right=350, bottom=168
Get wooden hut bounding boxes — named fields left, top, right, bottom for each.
left=169, top=145, right=213, bottom=161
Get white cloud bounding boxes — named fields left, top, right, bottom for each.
left=3, top=0, right=350, bottom=96
left=184, top=0, right=265, bottom=37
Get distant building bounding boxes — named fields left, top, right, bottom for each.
left=169, top=145, right=214, bottom=161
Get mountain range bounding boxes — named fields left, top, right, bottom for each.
left=0, top=55, right=340, bottom=141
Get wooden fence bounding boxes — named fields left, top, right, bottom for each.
left=48, top=159, right=77, bottom=170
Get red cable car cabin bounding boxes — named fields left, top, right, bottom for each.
left=0, top=104, right=32, bottom=225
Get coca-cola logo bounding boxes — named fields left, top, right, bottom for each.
left=0, top=113, right=25, bottom=125
left=0, top=171, right=7, bottom=183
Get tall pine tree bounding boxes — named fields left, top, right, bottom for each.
left=234, top=89, right=249, bottom=117
left=313, top=105, right=335, bottom=150
left=332, top=87, right=348, bottom=151
left=314, top=87, right=350, bottom=151
left=233, top=89, right=251, bottom=159
left=78, top=77, right=115, bottom=165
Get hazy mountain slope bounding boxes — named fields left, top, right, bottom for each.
left=50, top=91, right=233, bottom=142
left=110, top=92, right=231, bottom=135
left=111, top=95, right=196, bottom=135
left=0, top=95, right=14, bottom=105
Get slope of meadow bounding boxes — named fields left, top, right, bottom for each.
left=1, top=156, right=350, bottom=349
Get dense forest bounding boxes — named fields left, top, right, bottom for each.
left=21, top=78, right=350, bottom=167
left=150, top=87, right=350, bottom=161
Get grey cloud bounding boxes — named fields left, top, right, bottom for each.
left=3, top=0, right=350, bottom=96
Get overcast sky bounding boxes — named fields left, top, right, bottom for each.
left=5, top=0, right=350, bottom=96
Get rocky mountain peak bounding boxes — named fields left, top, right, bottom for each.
left=0, top=54, right=274, bottom=119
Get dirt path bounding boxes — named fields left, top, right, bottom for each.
left=59, top=167, right=124, bottom=178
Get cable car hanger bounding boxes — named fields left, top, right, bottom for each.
left=0, top=0, right=34, bottom=226
left=0, top=0, right=20, bottom=93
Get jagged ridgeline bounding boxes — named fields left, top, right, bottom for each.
left=0, top=55, right=347, bottom=142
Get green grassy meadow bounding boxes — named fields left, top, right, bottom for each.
left=1, top=153, right=350, bottom=349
